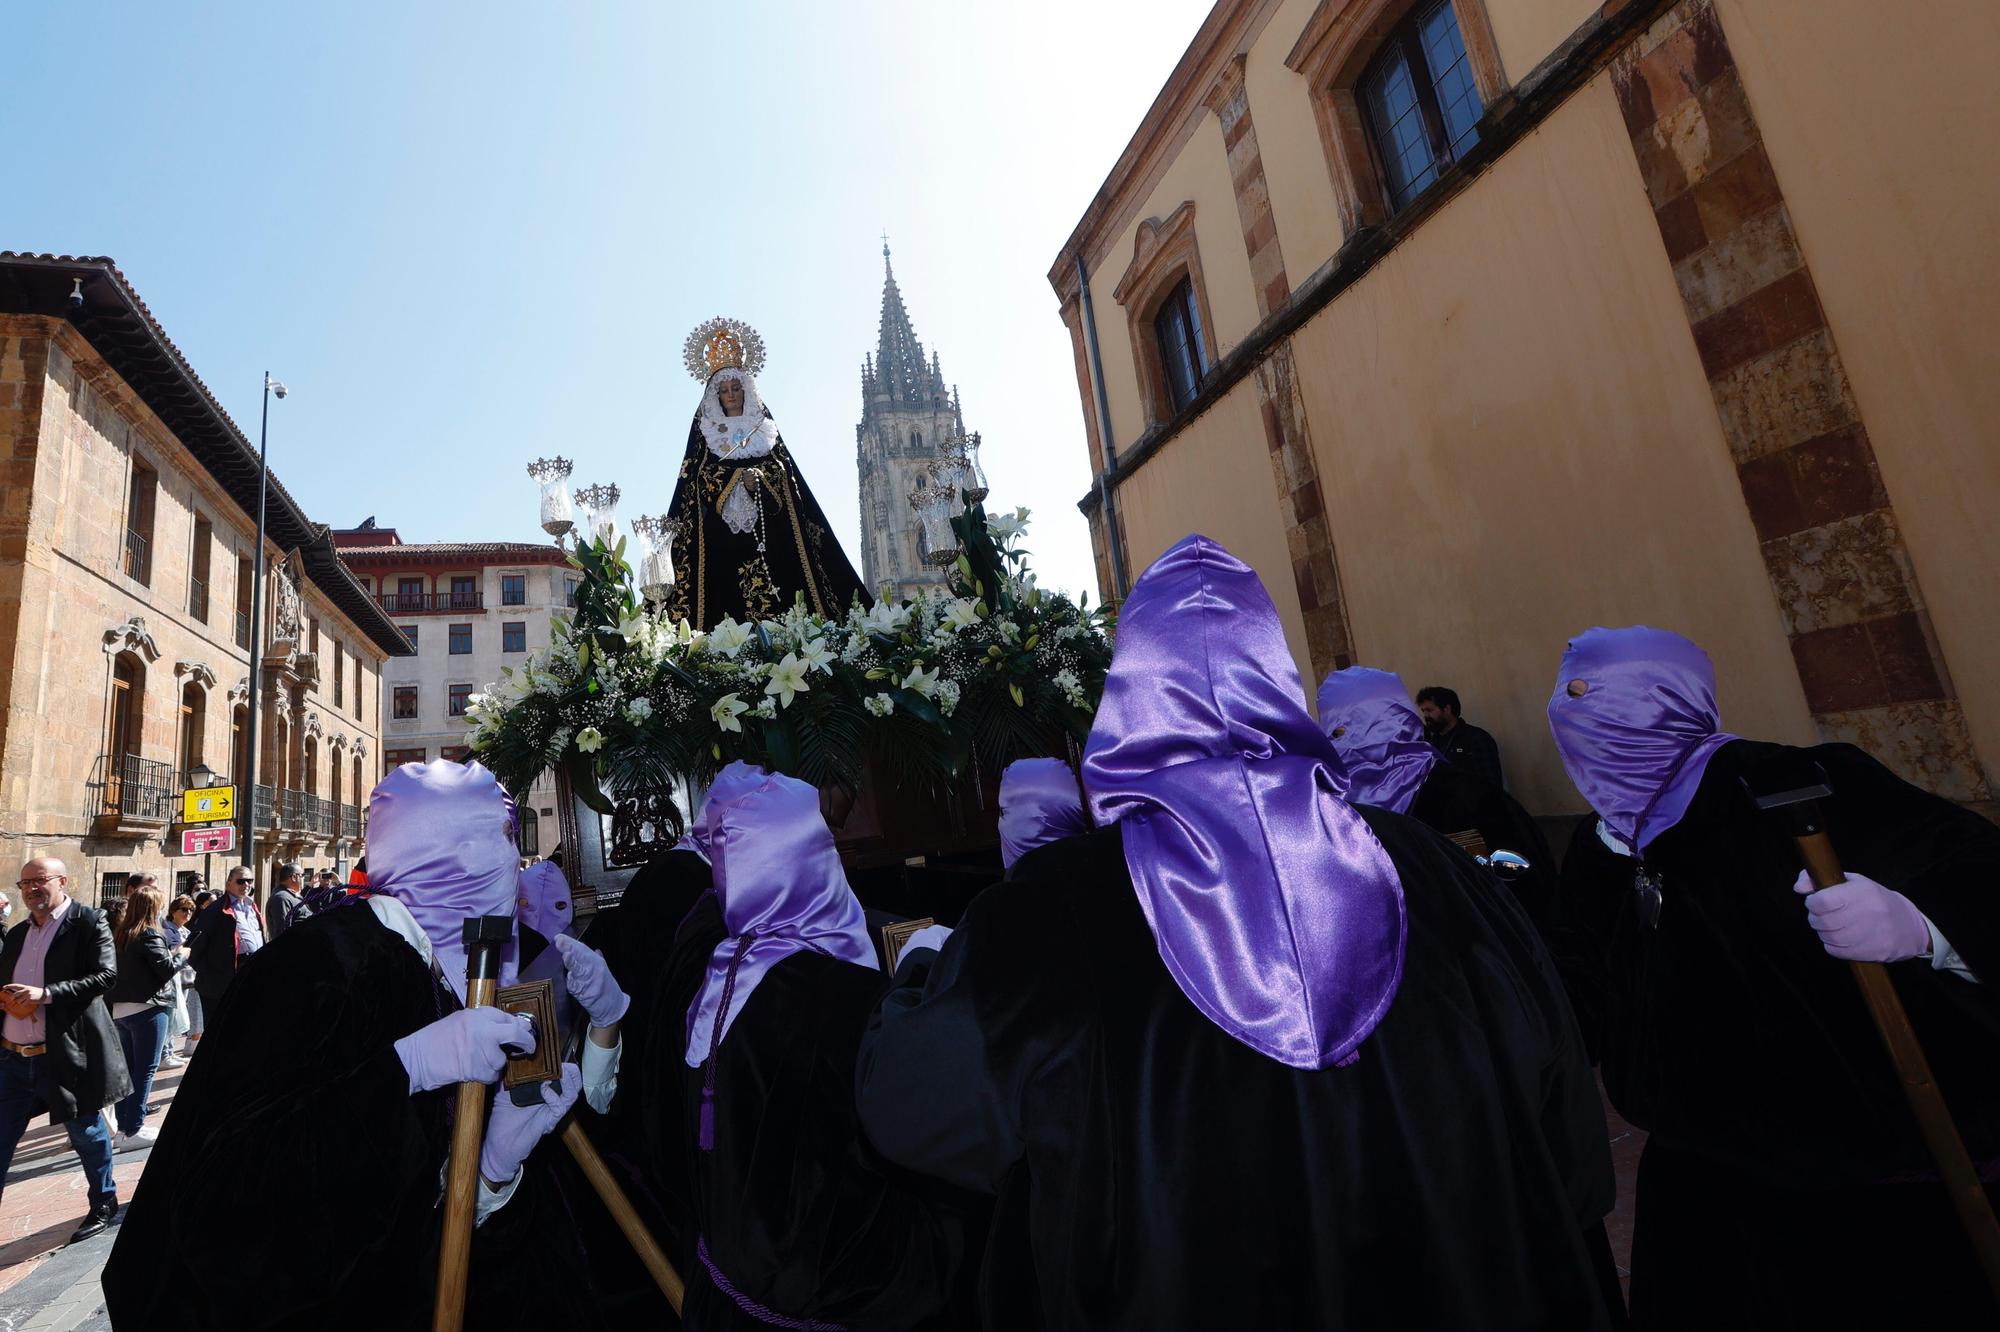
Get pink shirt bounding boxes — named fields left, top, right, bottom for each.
left=4, top=896, right=73, bottom=1046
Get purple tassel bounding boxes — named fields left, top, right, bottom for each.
left=698, top=1091, right=716, bottom=1151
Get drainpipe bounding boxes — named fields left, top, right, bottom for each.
left=1075, top=254, right=1129, bottom=599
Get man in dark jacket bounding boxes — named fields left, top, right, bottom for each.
left=1417, top=683, right=1507, bottom=788
left=188, top=865, right=266, bottom=1015
left=264, top=862, right=310, bottom=941
left=0, top=857, right=134, bottom=1241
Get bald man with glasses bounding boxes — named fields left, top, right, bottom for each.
left=0, top=857, right=132, bottom=1242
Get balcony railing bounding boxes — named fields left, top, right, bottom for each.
left=341, top=804, right=361, bottom=839
left=235, top=609, right=252, bottom=649
left=93, top=753, right=174, bottom=829
left=123, top=528, right=151, bottom=585
left=189, top=576, right=209, bottom=623
left=377, top=592, right=483, bottom=615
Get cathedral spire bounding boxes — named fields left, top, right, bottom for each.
left=874, top=238, right=936, bottom=408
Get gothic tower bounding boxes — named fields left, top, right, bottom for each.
left=856, top=242, right=968, bottom=601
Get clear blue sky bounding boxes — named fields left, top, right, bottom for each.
left=2, top=0, right=1214, bottom=597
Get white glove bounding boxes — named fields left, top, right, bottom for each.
left=902, top=923, right=954, bottom=958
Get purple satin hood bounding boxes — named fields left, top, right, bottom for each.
left=1547, top=626, right=1738, bottom=852
left=1314, top=667, right=1439, bottom=815
left=683, top=769, right=876, bottom=1067
left=368, top=760, right=520, bottom=997
left=517, top=861, right=574, bottom=940
left=998, top=758, right=1090, bottom=869
left=1081, top=535, right=1405, bottom=1071
left=674, top=761, right=773, bottom=862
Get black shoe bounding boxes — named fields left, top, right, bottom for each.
left=68, top=1196, right=118, bottom=1244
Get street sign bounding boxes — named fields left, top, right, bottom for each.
left=181, top=784, right=236, bottom=824
left=182, top=825, right=235, bottom=856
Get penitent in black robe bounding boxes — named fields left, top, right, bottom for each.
left=1554, top=739, right=2000, bottom=1329
left=1408, top=758, right=1560, bottom=932
left=102, top=903, right=665, bottom=1331
left=857, top=816, right=1618, bottom=1332
left=664, top=892, right=981, bottom=1331
left=664, top=416, right=869, bottom=630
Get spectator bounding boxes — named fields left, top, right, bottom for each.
left=106, top=875, right=176, bottom=1151
left=160, top=895, right=196, bottom=1068
left=188, top=866, right=266, bottom=1019
left=265, top=863, right=310, bottom=942
left=0, top=856, right=133, bottom=1242
left=1416, top=684, right=1506, bottom=788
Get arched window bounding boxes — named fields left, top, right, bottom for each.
left=178, top=681, right=206, bottom=785
left=105, top=653, right=145, bottom=812
left=330, top=745, right=344, bottom=818
left=303, top=735, right=318, bottom=796
left=518, top=807, right=540, bottom=857
left=353, top=753, right=365, bottom=820
left=911, top=430, right=924, bottom=453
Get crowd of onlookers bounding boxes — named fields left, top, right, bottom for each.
left=0, top=857, right=344, bottom=1244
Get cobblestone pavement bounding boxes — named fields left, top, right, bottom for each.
left=0, top=1057, right=186, bottom=1331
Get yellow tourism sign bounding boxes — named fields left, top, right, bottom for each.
left=182, top=784, right=236, bottom=824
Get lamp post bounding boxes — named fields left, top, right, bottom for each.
left=239, top=372, right=286, bottom=871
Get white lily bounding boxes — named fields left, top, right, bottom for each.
left=987, top=506, right=1030, bottom=539
left=901, top=663, right=938, bottom=697
left=765, top=653, right=811, bottom=708
left=799, top=637, right=835, bottom=674
left=706, top=616, right=755, bottom=659
left=575, top=726, right=605, bottom=753
left=939, top=599, right=981, bottom=633
left=711, top=692, right=750, bottom=733
left=861, top=601, right=911, bottom=635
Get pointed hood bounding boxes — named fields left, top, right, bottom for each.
left=1547, top=626, right=1737, bottom=852
left=1082, top=535, right=1405, bottom=1070
left=1315, top=667, right=1439, bottom=814
left=517, top=861, right=574, bottom=940
left=367, top=760, right=521, bottom=997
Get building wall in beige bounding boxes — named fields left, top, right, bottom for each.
left=1287, top=72, right=1817, bottom=812
left=1712, top=0, right=2000, bottom=794
left=0, top=310, right=395, bottom=907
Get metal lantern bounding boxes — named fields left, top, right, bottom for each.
left=575, top=483, right=622, bottom=546
left=528, top=457, right=575, bottom=540
left=909, top=477, right=959, bottom=566
left=630, top=514, right=676, bottom=604
left=945, top=431, right=989, bottom=504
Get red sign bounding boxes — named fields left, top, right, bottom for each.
left=181, top=825, right=235, bottom=856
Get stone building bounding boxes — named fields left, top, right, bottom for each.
left=0, top=254, right=412, bottom=905
left=332, top=521, right=570, bottom=857
left=855, top=243, right=972, bottom=601
left=1052, top=0, right=2000, bottom=816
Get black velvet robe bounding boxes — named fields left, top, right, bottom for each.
left=664, top=415, right=869, bottom=629
left=1408, top=758, right=1559, bottom=932
left=102, top=903, right=666, bottom=1330
left=857, top=816, right=1618, bottom=1331
left=1553, top=739, right=2000, bottom=1328
left=666, top=893, right=980, bottom=1331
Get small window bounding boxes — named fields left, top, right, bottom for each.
left=450, top=575, right=478, bottom=609
left=399, top=624, right=418, bottom=652
left=395, top=577, right=424, bottom=612
left=440, top=744, right=471, bottom=764
left=393, top=686, right=419, bottom=720
left=235, top=554, right=254, bottom=649
left=502, top=622, right=527, bottom=653
left=565, top=579, right=580, bottom=608
left=448, top=624, right=472, bottom=655
left=124, top=458, right=157, bottom=585
left=447, top=683, right=473, bottom=716
left=911, top=430, right=924, bottom=452
left=384, top=746, right=427, bottom=772
left=189, top=517, right=212, bottom=622
left=517, top=807, right=540, bottom=857
left=332, top=642, right=345, bottom=706
left=1153, top=277, right=1208, bottom=413
left=501, top=574, right=526, bottom=606
left=1360, top=0, right=1484, bottom=212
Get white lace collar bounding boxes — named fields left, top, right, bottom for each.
left=698, top=368, right=779, bottom=461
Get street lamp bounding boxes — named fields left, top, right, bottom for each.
left=240, top=372, right=286, bottom=870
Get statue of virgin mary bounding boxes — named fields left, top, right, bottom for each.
left=664, top=317, right=870, bottom=629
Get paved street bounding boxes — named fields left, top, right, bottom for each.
left=0, top=1061, right=185, bottom=1332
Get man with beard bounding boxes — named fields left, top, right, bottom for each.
left=1549, top=625, right=2000, bottom=1328
left=855, top=535, right=1619, bottom=1330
